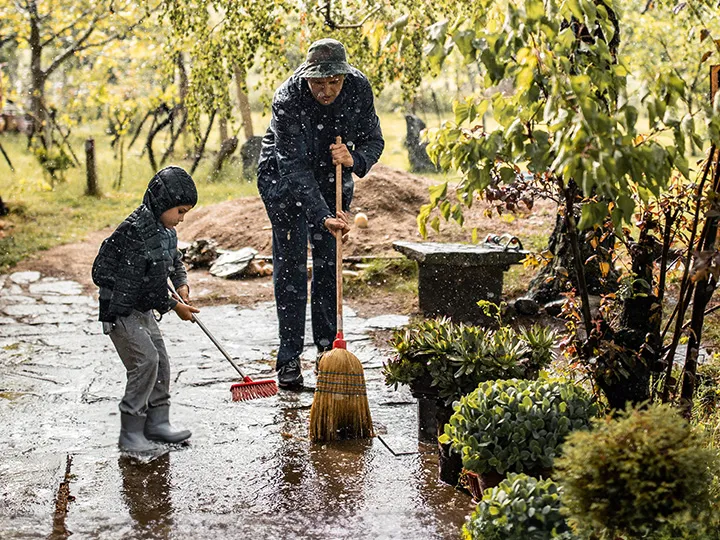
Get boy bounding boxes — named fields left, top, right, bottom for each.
left=92, top=166, right=200, bottom=453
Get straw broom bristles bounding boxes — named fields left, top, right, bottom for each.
left=309, top=348, right=374, bottom=442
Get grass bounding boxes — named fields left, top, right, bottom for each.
left=344, top=258, right=418, bottom=297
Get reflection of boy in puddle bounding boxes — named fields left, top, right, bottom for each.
left=118, top=453, right=173, bottom=535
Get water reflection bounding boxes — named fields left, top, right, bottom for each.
left=118, top=453, right=173, bottom=539
left=308, top=439, right=371, bottom=508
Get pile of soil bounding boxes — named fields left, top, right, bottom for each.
left=14, top=164, right=555, bottom=315
left=179, top=164, right=547, bottom=257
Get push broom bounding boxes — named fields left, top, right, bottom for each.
left=168, top=282, right=277, bottom=401
left=309, top=136, right=374, bottom=442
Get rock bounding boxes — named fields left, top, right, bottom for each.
left=543, top=299, right=567, bottom=317
left=514, top=297, right=540, bottom=316
left=209, top=247, right=259, bottom=278
left=10, top=271, right=41, bottom=285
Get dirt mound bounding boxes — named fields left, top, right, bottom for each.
left=178, top=164, right=488, bottom=257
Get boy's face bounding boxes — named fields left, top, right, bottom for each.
left=307, top=75, right=345, bottom=105
left=160, top=204, right=193, bottom=229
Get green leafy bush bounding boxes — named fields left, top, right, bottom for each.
left=556, top=404, right=719, bottom=539
left=440, top=379, right=595, bottom=475
left=383, top=317, right=556, bottom=403
left=462, top=473, right=576, bottom=540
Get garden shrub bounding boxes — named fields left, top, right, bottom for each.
left=440, top=379, right=595, bottom=475
left=462, top=473, right=576, bottom=540
left=383, top=317, right=556, bottom=404
left=556, top=403, right=719, bottom=539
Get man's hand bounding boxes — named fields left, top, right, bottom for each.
left=324, top=210, right=351, bottom=242
left=330, top=142, right=354, bottom=168
left=173, top=301, right=200, bottom=321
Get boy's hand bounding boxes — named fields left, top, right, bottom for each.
left=176, top=284, right=192, bottom=304
left=173, top=301, right=200, bottom=321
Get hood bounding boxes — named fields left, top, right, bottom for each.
left=142, top=166, right=198, bottom=219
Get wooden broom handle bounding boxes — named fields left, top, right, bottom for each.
left=335, top=135, right=343, bottom=334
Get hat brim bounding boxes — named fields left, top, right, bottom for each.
left=298, top=61, right=353, bottom=79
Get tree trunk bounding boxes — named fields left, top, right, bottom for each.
left=218, top=116, right=228, bottom=144
left=679, top=153, right=720, bottom=414
left=234, top=65, right=254, bottom=140
left=190, top=110, right=217, bottom=175
left=210, top=136, right=238, bottom=179
left=527, top=203, right=618, bottom=305
left=85, top=138, right=98, bottom=196
left=28, top=8, right=47, bottom=146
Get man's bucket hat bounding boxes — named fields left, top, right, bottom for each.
left=298, top=38, right=353, bottom=79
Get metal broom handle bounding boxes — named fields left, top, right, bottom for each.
left=335, top=135, right=344, bottom=335
left=167, top=281, right=247, bottom=378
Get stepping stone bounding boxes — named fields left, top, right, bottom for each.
left=28, top=281, right=83, bottom=296
left=9, top=271, right=41, bottom=285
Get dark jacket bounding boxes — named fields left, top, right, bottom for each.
left=257, top=67, right=384, bottom=227
left=92, top=166, right=197, bottom=322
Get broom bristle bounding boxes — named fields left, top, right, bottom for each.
left=309, top=348, right=374, bottom=442
left=231, top=379, right=278, bottom=401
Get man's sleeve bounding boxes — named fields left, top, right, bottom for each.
left=350, top=80, right=385, bottom=178
left=273, top=100, right=332, bottom=227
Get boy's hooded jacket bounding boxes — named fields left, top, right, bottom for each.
left=92, top=166, right=197, bottom=322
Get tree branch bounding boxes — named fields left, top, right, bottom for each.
left=39, top=6, right=95, bottom=49
left=320, top=1, right=381, bottom=29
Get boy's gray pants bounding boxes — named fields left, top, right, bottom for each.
left=107, top=310, right=171, bottom=416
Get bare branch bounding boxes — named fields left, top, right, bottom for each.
left=320, top=1, right=381, bottom=30
left=39, top=6, right=95, bottom=49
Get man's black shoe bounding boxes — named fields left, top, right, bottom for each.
left=277, top=359, right=304, bottom=389
left=315, top=349, right=329, bottom=375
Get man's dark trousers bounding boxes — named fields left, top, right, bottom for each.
left=269, top=201, right=337, bottom=368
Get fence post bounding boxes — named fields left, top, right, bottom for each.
left=85, top=138, right=98, bottom=196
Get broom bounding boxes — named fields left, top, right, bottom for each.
left=309, top=136, right=374, bottom=442
left=168, top=282, right=278, bottom=401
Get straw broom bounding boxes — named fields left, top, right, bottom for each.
left=309, top=136, right=374, bottom=442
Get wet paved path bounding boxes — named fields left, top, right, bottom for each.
left=0, top=272, right=472, bottom=539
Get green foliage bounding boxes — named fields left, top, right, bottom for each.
left=556, top=403, right=719, bottom=539
left=405, top=0, right=720, bottom=237
left=462, top=473, right=576, bottom=540
left=440, top=379, right=595, bottom=475
left=383, top=317, right=557, bottom=403
left=32, top=146, right=75, bottom=184
left=693, top=357, right=720, bottom=422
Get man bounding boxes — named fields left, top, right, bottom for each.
left=257, top=38, right=385, bottom=389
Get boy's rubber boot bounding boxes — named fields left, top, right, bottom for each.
left=144, top=405, right=192, bottom=444
left=119, top=413, right=161, bottom=453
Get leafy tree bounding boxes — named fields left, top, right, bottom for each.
left=2, top=1, right=152, bottom=138
left=383, top=0, right=720, bottom=408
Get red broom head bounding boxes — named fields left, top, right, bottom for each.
left=230, top=378, right=278, bottom=401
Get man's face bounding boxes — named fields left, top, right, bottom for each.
left=307, top=75, right=345, bottom=105
left=160, top=204, right=193, bottom=229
